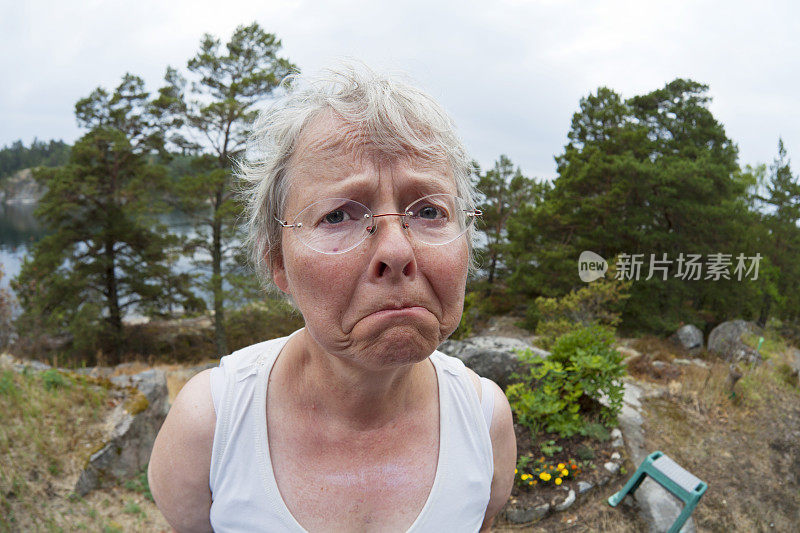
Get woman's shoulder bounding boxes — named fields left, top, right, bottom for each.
left=430, top=349, right=483, bottom=400
left=148, top=368, right=216, bottom=531
left=216, top=332, right=297, bottom=377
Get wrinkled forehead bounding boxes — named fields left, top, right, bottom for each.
left=285, top=110, right=454, bottom=190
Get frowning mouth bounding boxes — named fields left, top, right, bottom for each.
left=369, top=305, right=428, bottom=319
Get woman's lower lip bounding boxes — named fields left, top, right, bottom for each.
left=370, top=306, right=427, bottom=318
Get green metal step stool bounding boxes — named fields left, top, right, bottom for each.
left=608, top=451, right=707, bottom=533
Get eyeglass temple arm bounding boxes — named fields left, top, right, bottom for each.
left=468, top=208, right=483, bottom=217
left=274, top=215, right=296, bottom=228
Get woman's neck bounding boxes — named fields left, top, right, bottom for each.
left=276, top=329, right=436, bottom=433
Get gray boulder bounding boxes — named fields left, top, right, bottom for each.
left=438, top=336, right=549, bottom=389
left=75, top=369, right=170, bottom=495
left=707, top=320, right=763, bottom=364
left=505, top=502, right=549, bottom=523
left=669, top=325, right=704, bottom=354
left=790, top=348, right=800, bottom=374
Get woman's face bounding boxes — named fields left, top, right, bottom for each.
left=272, top=114, right=468, bottom=370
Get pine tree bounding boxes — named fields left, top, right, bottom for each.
left=507, top=80, right=763, bottom=333
left=13, top=76, right=201, bottom=364
left=756, top=139, right=800, bottom=322
left=474, top=155, right=547, bottom=285
left=152, top=23, right=296, bottom=355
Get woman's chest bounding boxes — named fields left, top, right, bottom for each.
left=267, top=410, right=440, bottom=532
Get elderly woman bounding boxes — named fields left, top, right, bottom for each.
left=148, top=64, right=516, bottom=532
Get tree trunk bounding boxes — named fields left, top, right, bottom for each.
left=757, top=292, right=771, bottom=329
left=104, top=237, right=123, bottom=364
left=212, top=201, right=228, bottom=356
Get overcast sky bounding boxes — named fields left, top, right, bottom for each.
left=2, top=0, right=798, bottom=181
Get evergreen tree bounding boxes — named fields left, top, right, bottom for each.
left=474, top=155, right=547, bottom=285
left=13, top=76, right=201, bottom=364
left=755, top=139, right=800, bottom=322
left=507, top=80, right=764, bottom=334
left=152, top=22, right=296, bottom=355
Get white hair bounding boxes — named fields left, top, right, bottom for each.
left=237, top=61, right=478, bottom=290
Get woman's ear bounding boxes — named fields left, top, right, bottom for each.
left=271, top=252, right=290, bottom=294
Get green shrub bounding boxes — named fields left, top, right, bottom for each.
left=579, top=421, right=611, bottom=441
left=576, top=444, right=595, bottom=460
left=40, top=369, right=70, bottom=391
left=539, top=439, right=563, bottom=457
left=527, top=267, right=631, bottom=348
left=451, top=291, right=478, bottom=340
left=506, top=324, right=626, bottom=438
left=225, top=298, right=305, bottom=352
left=776, top=363, right=799, bottom=389
left=0, top=370, right=18, bottom=398
left=506, top=357, right=583, bottom=437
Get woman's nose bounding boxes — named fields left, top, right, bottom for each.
left=367, top=214, right=417, bottom=280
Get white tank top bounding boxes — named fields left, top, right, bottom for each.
left=208, top=330, right=496, bottom=532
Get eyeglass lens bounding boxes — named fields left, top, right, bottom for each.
left=289, top=194, right=473, bottom=254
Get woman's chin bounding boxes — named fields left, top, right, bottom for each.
left=346, top=321, right=441, bottom=369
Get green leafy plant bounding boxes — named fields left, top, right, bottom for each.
left=579, top=422, right=611, bottom=441
left=539, top=440, right=563, bottom=457
left=40, top=369, right=70, bottom=391
left=516, top=454, right=533, bottom=472
left=576, top=444, right=596, bottom=460
left=527, top=268, right=631, bottom=348
left=506, top=324, right=626, bottom=437
left=0, top=370, right=18, bottom=397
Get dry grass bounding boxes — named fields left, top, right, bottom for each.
left=0, top=366, right=172, bottom=532
left=0, top=368, right=110, bottom=527
left=630, top=335, right=686, bottom=362
left=640, top=344, right=800, bottom=532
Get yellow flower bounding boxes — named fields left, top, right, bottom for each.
left=521, top=474, right=530, bottom=480
left=515, top=468, right=518, bottom=474
left=539, top=472, right=551, bottom=481
left=527, top=481, right=533, bottom=486
left=561, top=469, right=569, bottom=477
left=555, top=478, right=562, bottom=485
left=557, top=463, right=565, bottom=470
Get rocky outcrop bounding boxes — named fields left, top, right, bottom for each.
left=707, top=320, right=763, bottom=364
left=75, top=369, right=169, bottom=495
left=669, top=325, right=704, bottom=354
left=0, top=354, right=171, bottom=495
left=438, top=336, right=549, bottom=389
left=0, top=168, right=46, bottom=204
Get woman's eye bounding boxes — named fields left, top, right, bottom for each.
left=323, top=209, right=349, bottom=224
left=418, top=205, right=445, bottom=219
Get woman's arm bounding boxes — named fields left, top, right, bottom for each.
left=479, top=378, right=517, bottom=532
left=148, top=369, right=216, bottom=533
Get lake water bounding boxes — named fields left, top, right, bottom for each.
left=0, top=203, right=45, bottom=289
left=0, top=203, right=222, bottom=311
